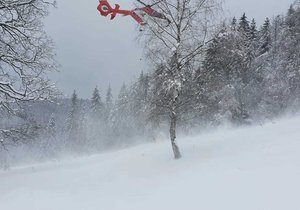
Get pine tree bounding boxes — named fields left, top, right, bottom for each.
left=287, top=5, right=296, bottom=28
left=249, top=18, right=259, bottom=61
left=105, top=85, right=113, bottom=122
left=47, top=113, right=56, bottom=137
left=259, top=18, right=272, bottom=55
left=66, top=90, right=79, bottom=131
left=138, top=71, right=150, bottom=102
left=130, top=71, right=150, bottom=134
left=147, top=64, right=169, bottom=138
left=91, top=87, right=104, bottom=120
left=239, top=13, right=251, bottom=35
left=86, top=87, right=105, bottom=150
left=250, top=19, right=258, bottom=40
left=66, top=90, right=83, bottom=151
left=110, top=84, right=132, bottom=139
left=231, top=17, right=237, bottom=30
left=284, top=5, right=300, bottom=104
left=201, top=17, right=261, bottom=124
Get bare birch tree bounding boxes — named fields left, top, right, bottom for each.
left=139, top=0, right=221, bottom=159
left=0, top=0, right=58, bottom=114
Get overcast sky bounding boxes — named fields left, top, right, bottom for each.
left=44, top=0, right=294, bottom=99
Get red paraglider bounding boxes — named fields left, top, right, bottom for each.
left=97, top=0, right=170, bottom=25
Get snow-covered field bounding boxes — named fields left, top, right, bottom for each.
left=1, top=117, right=300, bottom=210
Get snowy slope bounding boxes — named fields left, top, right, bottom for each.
left=1, top=117, right=300, bottom=210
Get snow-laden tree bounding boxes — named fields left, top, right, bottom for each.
left=38, top=113, right=59, bottom=159
left=200, top=22, right=244, bottom=124
left=199, top=6, right=300, bottom=122
left=66, top=91, right=79, bottom=131
left=200, top=14, right=270, bottom=124
left=258, top=18, right=272, bottom=56
left=0, top=0, right=58, bottom=113
left=284, top=4, right=300, bottom=105
left=250, top=19, right=258, bottom=40
left=255, top=5, right=300, bottom=116
left=104, top=85, right=113, bottom=123
left=91, top=87, right=104, bottom=119
left=238, top=13, right=250, bottom=34
left=129, top=72, right=150, bottom=135
left=132, top=72, right=150, bottom=110
left=139, top=0, right=221, bottom=159
left=87, top=87, right=105, bottom=150
left=66, top=90, right=86, bottom=151
left=110, top=84, right=128, bottom=137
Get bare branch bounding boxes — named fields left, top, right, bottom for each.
left=0, top=0, right=58, bottom=111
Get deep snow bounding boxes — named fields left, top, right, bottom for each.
left=1, top=117, right=300, bottom=210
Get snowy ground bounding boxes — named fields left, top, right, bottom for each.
left=1, top=117, right=300, bottom=210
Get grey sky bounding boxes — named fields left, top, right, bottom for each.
left=45, top=0, right=294, bottom=99
left=224, top=0, right=294, bottom=24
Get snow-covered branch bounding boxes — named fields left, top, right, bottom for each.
left=0, top=0, right=58, bottom=112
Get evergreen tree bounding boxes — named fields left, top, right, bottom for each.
left=67, top=90, right=79, bottom=131
left=258, top=18, right=272, bottom=55
left=239, top=13, right=251, bottom=35
left=110, top=84, right=133, bottom=141
left=284, top=5, right=300, bottom=105
left=40, top=113, right=59, bottom=159
left=105, top=85, right=113, bottom=122
left=231, top=17, right=237, bottom=30
left=146, top=64, right=169, bottom=139
left=66, top=90, right=84, bottom=151
left=253, top=15, right=290, bottom=117
left=201, top=25, right=250, bottom=124
left=200, top=16, right=265, bottom=124
left=47, top=113, right=56, bottom=137
left=86, top=87, right=105, bottom=150
left=91, top=87, right=104, bottom=119
left=286, top=5, right=296, bottom=28
left=130, top=71, right=150, bottom=135
left=115, top=84, right=129, bottom=112
left=250, top=19, right=258, bottom=40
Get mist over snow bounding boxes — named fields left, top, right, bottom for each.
left=1, top=115, right=300, bottom=210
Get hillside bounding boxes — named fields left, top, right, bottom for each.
left=1, top=116, right=300, bottom=210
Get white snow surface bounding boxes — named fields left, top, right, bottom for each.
left=1, top=117, right=300, bottom=210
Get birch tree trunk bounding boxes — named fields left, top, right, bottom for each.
left=170, top=105, right=181, bottom=159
